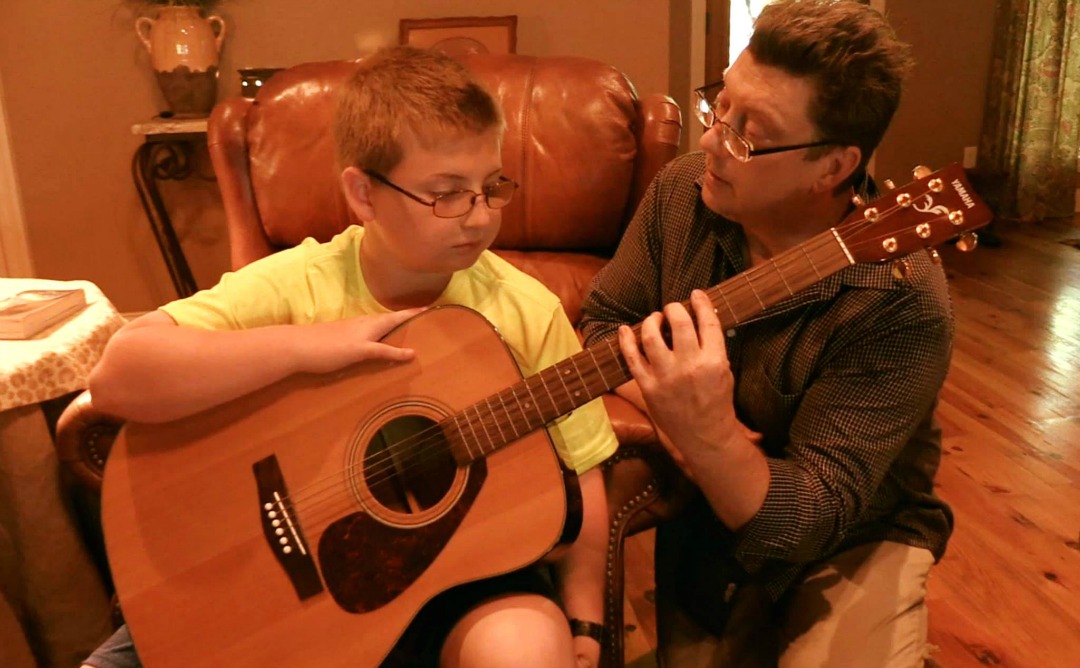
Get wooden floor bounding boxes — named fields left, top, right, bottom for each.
left=619, top=215, right=1080, bottom=668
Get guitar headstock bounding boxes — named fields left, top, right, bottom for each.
left=837, top=163, right=993, bottom=263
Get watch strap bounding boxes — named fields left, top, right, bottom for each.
left=568, top=618, right=605, bottom=642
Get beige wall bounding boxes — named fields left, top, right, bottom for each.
left=0, top=1, right=670, bottom=312
left=0, top=68, right=34, bottom=278
left=1, top=1, right=993, bottom=312
left=875, top=1, right=996, bottom=187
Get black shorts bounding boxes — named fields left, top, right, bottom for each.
left=384, top=565, right=557, bottom=667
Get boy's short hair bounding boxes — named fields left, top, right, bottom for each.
left=749, top=0, right=914, bottom=185
left=334, top=45, right=505, bottom=175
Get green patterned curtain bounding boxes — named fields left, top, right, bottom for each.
left=978, top=0, right=1079, bottom=222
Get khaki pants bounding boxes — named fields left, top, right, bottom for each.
left=658, top=541, right=936, bottom=668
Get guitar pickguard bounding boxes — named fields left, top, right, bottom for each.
left=317, top=459, right=486, bottom=613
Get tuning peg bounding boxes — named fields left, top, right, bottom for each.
left=883, top=179, right=896, bottom=190
left=896, top=192, right=912, bottom=207
left=928, top=178, right=944, bottom=193
left=892, top=259, right=911, bottom=281
left=955, top=232, right=978, bottom=252
left=851, top=194, right=865, bottom=207
left=863, top=207, right=880, bottom=222
left=926, top=248, right=942, bottom=265
left=913, top=165, right=932, bottom=180
left=948, top=210, right=965, bottom=226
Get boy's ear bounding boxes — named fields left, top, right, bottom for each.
left=341, top=166, right=377, bottom=222
left=812, top=145, right=862, bottom=194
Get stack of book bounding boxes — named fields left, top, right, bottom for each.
left=0, top=288, right=87, bottom=340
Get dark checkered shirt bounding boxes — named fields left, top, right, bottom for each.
left=581, top=152, right=954, bottom=603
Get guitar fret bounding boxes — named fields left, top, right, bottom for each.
left=587, top=346, right=613, bottom=392
left=569, top=355, right=592, bottom=401
left=497, top=391, right=521, bottom=439
left=603, top=339, right=628, bottom=387
left=717, top=288, right=738, bottom=324
left=484, top=396, right=508, bottom=443
left=537, top=371, right=558, bottom=421
left=450, top=415, right=472, bottom=460
left=471, top=404, right=495, bottom=454
left=800, top=245, right=823, bottom=279
left=510, top=386, right=531, bottom=429
left=521, top=379, right=542, bottom=427
left=742, top=274, right=766, bottom=309
left=771, top=257, right=795, bottom=295
left=461, top=412, right=482, bottom=458
left=554, top=363, right=575, bottom=407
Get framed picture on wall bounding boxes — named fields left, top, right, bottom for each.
left=399, top=16, right=517, bottom=58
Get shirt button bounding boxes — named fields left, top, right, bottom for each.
left=726, top=329, right=737, bottom=338
left=723, top=582, right=738, bottom=602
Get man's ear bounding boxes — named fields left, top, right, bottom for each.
left=813, top=145, right=862, bottom=193
left=341, top=166, right=377, bottom=222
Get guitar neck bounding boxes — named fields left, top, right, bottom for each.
left=443, top=227, right=852, bottom=464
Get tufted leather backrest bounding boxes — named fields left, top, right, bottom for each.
left=208, top=54, right=681, bottom=322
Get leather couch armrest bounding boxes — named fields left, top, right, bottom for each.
left=54, top=391, right=125, bottom=494
left=599, top=393, right=689, bottom=668
left=630, top=93, right=682, bottom=215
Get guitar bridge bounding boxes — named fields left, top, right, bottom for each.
left=253, top=455, right=324, bottom=600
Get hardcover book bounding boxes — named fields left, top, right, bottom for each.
left=0, top=288, right=87, bottom=339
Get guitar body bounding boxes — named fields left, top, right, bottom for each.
left=102, top=307, right=570, bottom=667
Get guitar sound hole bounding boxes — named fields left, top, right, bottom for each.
left=364, top=415, right=457, bottom=513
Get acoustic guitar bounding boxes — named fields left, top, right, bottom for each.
left=102, top=163, right=992, bottom=667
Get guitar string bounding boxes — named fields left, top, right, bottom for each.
left=281, top=195, right=957, bottom=519
left=282, top=203, right=953, bottom=522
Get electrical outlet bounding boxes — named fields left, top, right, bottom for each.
left=963, top=146, right=978, bottom=169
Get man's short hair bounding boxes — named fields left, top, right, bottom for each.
left=334, top=46, right=504, bottom=174
left=749, top=0, right=914, bottom=184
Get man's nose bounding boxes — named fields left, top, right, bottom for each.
left=699, top=123, right=726, bottom=157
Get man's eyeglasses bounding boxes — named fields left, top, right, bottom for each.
left=364, top=170, right=519, bottom=219
left=693, top=80, right=839, bottom=163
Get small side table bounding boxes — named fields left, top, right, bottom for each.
left=130, top=117, right=208, bottom=299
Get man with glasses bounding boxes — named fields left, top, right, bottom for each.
left=581, top=1, right=953, bottom=666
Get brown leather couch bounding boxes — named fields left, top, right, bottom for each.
left=55, top=53, right=682, bottom=667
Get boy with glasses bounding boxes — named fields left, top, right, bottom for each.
left=83, top=45, right=616, bottom=668
left=581, top=1, right=953, bottom=666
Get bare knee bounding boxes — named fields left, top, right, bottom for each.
left=440, top=593, right=574, bottom=668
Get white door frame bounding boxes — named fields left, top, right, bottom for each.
left=0, top=67, right=34, bottom=278
left=687, top=0, right=708, bottom=151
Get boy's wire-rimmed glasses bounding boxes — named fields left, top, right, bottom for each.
left=363, top=170, right=519, bottom=219
left=693, top=80, right=839, bottom=163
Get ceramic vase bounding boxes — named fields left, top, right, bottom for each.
left=135, top=6, right=226, bottom=117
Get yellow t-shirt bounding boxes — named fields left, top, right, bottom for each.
left=160, top=225, right=618, bottom=474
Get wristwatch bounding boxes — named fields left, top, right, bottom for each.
left=568, top=618, right=605, bottom=642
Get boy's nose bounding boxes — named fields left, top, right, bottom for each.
left=462, top=196, right=495, bottom=227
